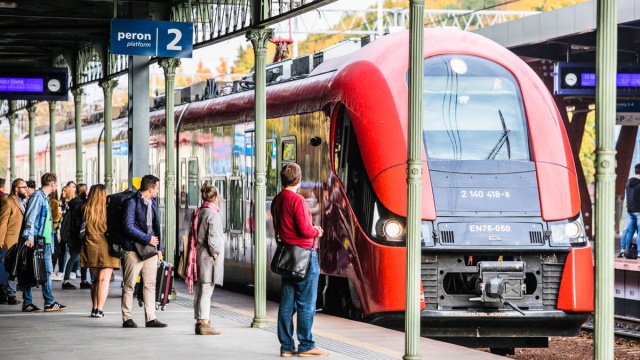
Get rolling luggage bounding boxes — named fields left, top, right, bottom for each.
left=136, top=261, right=174, bottom=311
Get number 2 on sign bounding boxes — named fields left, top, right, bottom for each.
left=167, top=29, right=182, bottom=51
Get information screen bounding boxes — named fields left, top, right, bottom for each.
left=554, top=62, right=640, bottom=95
left=0, top=78, right=44, bottom=93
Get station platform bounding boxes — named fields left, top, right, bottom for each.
left=0, top=276, right=502, bottom=360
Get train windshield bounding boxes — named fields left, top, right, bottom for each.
left=422, top=55, right=529, bottom=161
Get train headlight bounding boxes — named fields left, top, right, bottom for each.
left=372, top=203, right=406, bottom=243
left=549, top=218, right=586, bottom=246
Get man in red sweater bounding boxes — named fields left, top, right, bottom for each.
left=271, top=163, right=328, bottom=357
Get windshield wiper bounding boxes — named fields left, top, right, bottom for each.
left=486, top=110, right=511, bottom=160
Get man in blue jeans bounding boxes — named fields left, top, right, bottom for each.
left=21, top=173, right=66, bottom=312
left=271, top=163, right=328, bottom=357
left=620, top=164, right=640, bottom=258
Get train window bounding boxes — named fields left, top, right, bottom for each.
left=282, top=137, right=296, bottom=163
left=213, top=177, right=227, bottom=232
left=187, top=158, right=199, bottom=208
left=229, top=176, right=243, bottom=233
left=422, top=55, right=529, bottom=161
left=266, top=139, right=277, bottom=197
left=180, top=159, right=187, bottom=207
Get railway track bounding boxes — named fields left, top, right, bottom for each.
left=581, top=316, right=640, bottom=357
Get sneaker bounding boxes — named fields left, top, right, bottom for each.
left=80, top=281, right=92, bottom=289
left=22, top=304, right=41, bottom=313
left=280, top=349, right=298, bottom=357
left=617, top=251, right=626, bottom=258
left=123, top=319, right=138, bottom=328
left=62, top=282, right=77, bottom=290
left=198, top=323, right=221, bottom=335
left=298, top=347, right=329, bottom=357
left=95, top=310, right=104, bottom=318
left=76, top=270, right=82, bottom=277
left=145, top=319, right=168, bottom=328
left=7, top=297, right=21, bottom=305
left=90, top=308, right=97, bottom=317
left=69, top=273, right=77, bottom=280
left=44, top=302, right=67, bottom=312
left=50, top=272, right=63, bottom=281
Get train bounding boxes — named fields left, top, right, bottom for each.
left=11, top=28, right=594, bottom=353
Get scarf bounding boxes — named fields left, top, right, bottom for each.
left=185, top=201, right=218, bottom=293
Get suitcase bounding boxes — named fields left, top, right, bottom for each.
left=136, top=261, right=174, bottom=311
left=18, top=243, right=46, bottom=290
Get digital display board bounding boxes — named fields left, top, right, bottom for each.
left=554, top=62, right=640, bottom=95
left=0, top=67, right=68, bottom=101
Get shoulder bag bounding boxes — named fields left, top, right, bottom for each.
left=269, top=197, right=313, bottom=281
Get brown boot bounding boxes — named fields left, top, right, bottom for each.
left=199, top=323, right=221, bottom=335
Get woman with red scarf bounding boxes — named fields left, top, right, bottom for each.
left=185, top=183, right=224, bottom=335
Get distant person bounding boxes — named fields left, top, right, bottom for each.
left=621, top=163, right=640, bottom=258
left=26, top=180, right=36, bottom=197
left=48, top=189, right=63, bottom=281
left=62, top=184, right=92, bottom=290
left=186, top=183, right=224, bottom=335
left=271, top=163, right=328, bottom=357
left=21, top=173, right=66, bottom=312
left=55, top=185, right=75, bottom=278
left=120, top=174, right=167, bottom=328
left=81, top=184, right=120, bottom=318
left=0, top=178, right=5, bottom=195
left=0, top=178, right=27, bottom=305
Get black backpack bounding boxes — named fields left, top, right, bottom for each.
left=59, top=207, right=75, bottom=243
left=626, top=240, right=638, bottom=260
left=106, top=190, right=135, bottom=257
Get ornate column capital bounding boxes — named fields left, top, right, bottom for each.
left=246, top=28, right=274, bottom=55
left=26, top=101, right=37, bottom=115
left=99, top=79, right=119, bottom=95
left=71, top=87, right=84, bottom=100
left=8, top=112, right=17, bottom=125
left=159, top=58, right=181, bottom=77
left=48, top=100, right=57, bottom=108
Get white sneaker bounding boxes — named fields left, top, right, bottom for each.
left=69, top=273, right=77, bottom=280
left=76, top=270, right=81, bottom=277
left=50, top=273, right=63, bottom=281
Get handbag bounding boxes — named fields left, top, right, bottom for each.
left=134, top=241, right=158, bottom=261
left=269, top=203, right=313, bottom=281
left=270, top=241, right=312, bottom=280
left=17, top=237, right=46, bottom=289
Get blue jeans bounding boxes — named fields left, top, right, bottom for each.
left=623, top=212, right=640, bottom=253
left=23, top=243, right=55, bottom=306
left=64, top=246, right=93, bottom=282
left=277, top=250, right=319, bottom=354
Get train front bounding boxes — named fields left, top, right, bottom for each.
left=330, top=29, right=594, bottom=349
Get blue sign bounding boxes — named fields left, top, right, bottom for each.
left=554, top=62, right=640, bottom=96
left=110, top=18, right=193, bottom=58
left=0, top=78, right=43, bottom=92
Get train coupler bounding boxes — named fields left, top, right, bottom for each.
left=471, top=261, right=527, bottom=315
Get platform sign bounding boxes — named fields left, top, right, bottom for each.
left=616, top=100, right=640, bottom=126
left=0, top=67, right=68, bottom=101
left=554, top=62, right=640, bottom=96
left=110, top=18, right=193, bottom=58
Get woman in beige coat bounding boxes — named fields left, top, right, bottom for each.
left=81, top=184, right=121, bottom=318
left=186, top=183, right=224, bottom=335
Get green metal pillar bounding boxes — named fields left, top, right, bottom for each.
left=49, top=101, right=57, bottom=174
left=247, top=27, right=273, bottom=329
left=594, top=0, right=616, bottom=358
left=404, top=1, right=424, bottom=359
left=159, top=58, right=180, bottom=287
left=8, top=112, right=17, bottom=182
left=27, top=102, right=37, bottom=182
left=72, top=87, right=84, bottom=184
left=100, top=80, right=118, bottom=194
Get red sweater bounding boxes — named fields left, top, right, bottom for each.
left=271, top=189, right=319, bottom=249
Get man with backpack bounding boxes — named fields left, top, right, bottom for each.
left=120, top=175, right=167, bottom=328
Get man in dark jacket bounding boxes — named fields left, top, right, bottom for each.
left=621, top=163, right=640, bottom=257
left=120, top=174, right=166, bottom=328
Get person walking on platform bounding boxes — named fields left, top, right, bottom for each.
left=48, top=189, right=63, bottom=281
left=54, top=185, right=74, bottom=278
left=186, top=183, right=224, bottom=335
left=271, top=163, right=328, bottom=357
left=0, top=178, right=28, bottom=305
left=81, top=184, right=120, bottom=318
left=21, top=173, right=66, bottom=313
left=62, top=184, right=92, bottom=289
left=120, top=174, right=167, bottom=328
left=621, top=163, right=640, bottom=258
